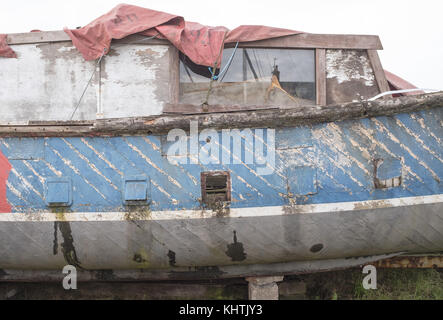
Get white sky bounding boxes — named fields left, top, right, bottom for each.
left=1, top=0, right=442, bottom=89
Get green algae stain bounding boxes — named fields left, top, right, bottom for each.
left=133, top=248, right=150, bottom=267
left=124, top=205, right=152, bottom=221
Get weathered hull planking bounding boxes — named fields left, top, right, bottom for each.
left=0, top=196, right=442, bottom=271
left=0, top=107, right=442, bottom=276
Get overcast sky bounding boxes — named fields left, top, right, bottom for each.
left=1, top=0, right=442, bottom=89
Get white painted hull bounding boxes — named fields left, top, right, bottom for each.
left=0, top=195, right=442, bottom=278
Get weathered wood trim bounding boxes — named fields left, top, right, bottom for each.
left=225, top=34, right=383, bottom=50
left=27, top=120, right=94, bottom=126
left=0, top=126, right=93, bottom=136
left=168, top=46, right=180, bottom=105
left=7, top=31, right=383, bottom=50
left=6, top=31, right=70, bottom=45
left=163, top=104, right=278, bottom=114
left=6, top=30, right=169, bottom=46
left=367, top=49, right=390, bottom=95
left=0, top=92, right=441, bottom=137
left=94, top=93, right=443, bottom=135
left=315, top=49, right=327, bottom=106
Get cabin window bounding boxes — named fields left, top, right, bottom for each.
left=179, top=48, right=316, bottom=107
left=201, top=171, right=231, bottom=206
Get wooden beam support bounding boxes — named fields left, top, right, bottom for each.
left=367, top=50, right=390, bottom=95
left=7, top=31, right=383, bottom=50
left=246, top=276, right=284, bottom=300
left=316, top=49, right=327, bottom=106
left=168, top=46, right=180, bottom=104
left=226, top=34, right=383, bottom=50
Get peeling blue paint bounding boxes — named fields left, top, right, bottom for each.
left=0, top=109, right=441, bottom=213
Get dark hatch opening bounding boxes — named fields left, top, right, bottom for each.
left=201, top=171, right=231, bottom=206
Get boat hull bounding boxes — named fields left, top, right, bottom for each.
left=1, top=195, right=441, bottom=272
left=0, top=105, right=442, bottom=277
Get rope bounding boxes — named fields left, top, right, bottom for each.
left=70, top=47, right=106, bottom=120
left=202, top=32, right=229, bottom=106
left=208, top=41, right=239, bottom=81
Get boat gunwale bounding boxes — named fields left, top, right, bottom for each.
left=0, top=92, right=441, bottom=137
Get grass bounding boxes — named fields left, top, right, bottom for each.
left=354, top=268, right=443, bottom=300
left=295, top=268, right=443, bottom=300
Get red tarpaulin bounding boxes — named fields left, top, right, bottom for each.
left=384, top=69, right=423, bottom=95
left=0, top=4, right=302, bottom=63
left=0, top=34, right=17, bottom=58
left=63, top=4, right=302, bottom=67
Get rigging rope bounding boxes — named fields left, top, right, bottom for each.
left=208, top=41, right=239, bottom=81
left=70, top=47, right=106, bottom=120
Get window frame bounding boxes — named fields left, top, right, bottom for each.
left=167, top=33, right=387, bottom=109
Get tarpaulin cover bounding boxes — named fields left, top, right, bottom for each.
left=384, top=69, right=423, bottom=95
left=62, top=4, right=302, bottom=67
left=0, top=34, right=17, bottom=58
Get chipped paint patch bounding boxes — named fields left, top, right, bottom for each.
left=100, top=44, right=168, bottom=118
left=326, top=50, right=375, bottom=86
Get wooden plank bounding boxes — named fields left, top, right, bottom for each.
left=7, top=31, right=382, bottom=50
left=367, top=50, right=391, bottom=95
left=0, top=92, right=440, bottom=137
left=26, top=120, right=94, bottom=126
left=88, top=93, right=443, bottom=135
left=315, top=49, right=326, bottom=106
left=225, top=34, right=383, bottom=50
left=163, top=103, right=278, bottom=114
left=168, top=46, right=180, bottom=105
left=6, top=30, right=169, bottom=46
left=7, top=31, right=70, bottom=44
left=0, top=126, right=93, bottom=136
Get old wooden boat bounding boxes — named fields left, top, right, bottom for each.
left=0, top=5, right=442, bottom=281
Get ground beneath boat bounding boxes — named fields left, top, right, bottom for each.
left=1, top=268, right=441, bottom=300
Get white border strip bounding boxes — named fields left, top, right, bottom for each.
left=0, top=194, right=441, bottom=222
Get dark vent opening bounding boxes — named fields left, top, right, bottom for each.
left=201, top=171, right=231, bottom=206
